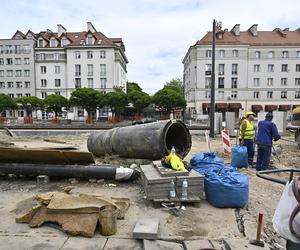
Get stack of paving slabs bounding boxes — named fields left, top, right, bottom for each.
left=140, top=163, right=204, bottom=202
left=15, top=191, right=130, bottom=237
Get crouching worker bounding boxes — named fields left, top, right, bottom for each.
left=162, top=147, right=185, bottom=171
left=256, top=112, right=280, bottom=171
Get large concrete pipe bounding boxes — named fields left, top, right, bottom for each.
left=87, top=120, right=192, bottom=160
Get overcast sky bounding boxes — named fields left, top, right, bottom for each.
left=1, top=0, right=299, bottom=94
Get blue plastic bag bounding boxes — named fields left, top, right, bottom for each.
left=191, top=152, right=249, bottom=208
left=231, top=146, right=248, bottom=168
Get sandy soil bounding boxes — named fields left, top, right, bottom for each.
left=0, top=130, right=299, bottom=249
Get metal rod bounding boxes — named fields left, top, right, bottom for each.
left=209, top=19, right=216, bottom=138
left=256, top=168, right=300, bottom=185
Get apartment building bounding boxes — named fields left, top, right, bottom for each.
left=183, top=24, right=300, bottom=117
left=0, top=22, right=128, bottom=119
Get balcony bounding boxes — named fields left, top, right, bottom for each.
left=36, top=53, right=66, bottom=62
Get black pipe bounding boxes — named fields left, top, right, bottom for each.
left=256, top=168, right=300, bottom=185
left=0, top=163, right=140, bottom=181
left=87, top=120, right=192, bottom=160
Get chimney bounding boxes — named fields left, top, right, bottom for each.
left=274, top=28, right=286, bottom=37
left=283, top=28, right=289, bottom=31
left=231, top=24, right=240, bottom=36
left=87, top=22, right=97, bottom=33
left=248, top=24, right=258, bottom=36
left=57, top=24, right=67, bottom=37
left=224, top=28, right=228, bottom=32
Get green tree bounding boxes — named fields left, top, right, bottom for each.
left=165, top=78, right=184, bottom=96
left=106, top=91, right=128, bottom=118
left=152, top=88, right=186, bottom=114
left=0, top=94, right=17, bottom=117
left=44, top=94, right=69, bottom=118
left=126, top=81, right=142, bottom=93
left=128, top=90, right=151, bottom=115
left=69, top=88, right=106, bottom=121
left=17, top=96, right=42, bottom=117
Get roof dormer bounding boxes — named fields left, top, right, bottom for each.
left=60, top=35, right=71, bottom=47
left=25, top=30, right=36, bottom=40
left=37, top=36, right=46, bottom=48
left=49, top=36, right=59, bottom=47
left=86, top=31, right=96, bottom=45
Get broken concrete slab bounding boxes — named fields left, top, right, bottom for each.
left=104, top=238, right=142, bottom=250
left=143, top=239, right=183, bottom=250
left=61, top=236, right=107, bottom=250
left=133, top=217, right=159, bottom=240
left=223, top=238, right=271, bottom=250
left=183, top=239, right=223, bottom=249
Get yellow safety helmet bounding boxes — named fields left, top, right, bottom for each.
left=245, top=111, right=256, bottom=117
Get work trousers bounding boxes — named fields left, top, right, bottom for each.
left=242, top=139, right=254, bottom=166
left=256, top=144, right=272, bottom=171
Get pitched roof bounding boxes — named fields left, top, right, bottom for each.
left=196, top=29, right=300, bottom=46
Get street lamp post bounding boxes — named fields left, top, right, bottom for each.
left=210, top=19, right=216, bottom=138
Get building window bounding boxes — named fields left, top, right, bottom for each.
left=6, top=58, right=13, bottom=65
left=55, top=92, right=61, bottom=95
left=87, top=64, right=93, bottom=76
left=281, top=78, right=287, bottom=86
left=253, top=91, right=259, bottom=99
left=255, top=51, right=261, bottom=59
left=254, top=64, right=260, bottom=72
left=268, top=64, right=274, bottom=72
left=16, top=82, right=22, bottom=88
left=0, top=70, right=3, bottom=77
left=205, top=77, right=211, bottom=88
left=218, top=91, right=224, bottom=99
left=231, top=91, right=237, bottom=99
left=205, top=50, right=212, bottom=58
left=23, top=44, right=30, bottom=54
left=87, top=35, right=93, bottom=45
left=0, top=82, right=5, bottom=88
left=267, top=91, right=273, bottom=99
left=100, top=78, right=107, bottom=89
left=41, top=79, right=47, bottom=87
left=38, top=39, right=43, bottom=47
left=297, top=51, right=300, bottom=58
left=0, top=58, right=3, bottom=65
left=281, top=91, right=287, bottom=99
left=75, top=51, right=81, bottom=59
left=268, top=51, right=274, bottom=58
left=296, top=64, right=300, bottom=72
left=88, top=78, right=94, bottom=88
left=15, top=58, right=21, bottom=65
left=100, top=64, right=106, bottom=76
left=75, top=64, right=81, bottom=76
left=205, top=64, right=212, bottom=75
left=231, top=77, right=238, bottom=88
left=75, top=78, right=81, bottom=88
left=218, top=77, right=224, bottom=88
left=25, top=82, right=30, bottom=88
left=50, top=39, right=56, bottom=47
left=232, top=50, right=238, bottom=57
left=7, top=70, right=13, bottom=77
left=295, top=91, right=300, bottom=99
left=232, top=64, right=238, bottom=75
left=100, top=51, right=106, bottom=59
left=267, top=78, right=273, bottom=86
left=7, top=82, right=13, bottom=88
left=16, top=93, right=23, bottom=98
left=282, top=64, right=288, bottom=72
left=218, top=64, right=224, bottom=75
left=15, top=70, right=22, bottom=77
left=219, top=50, right=225, bottom=58
left=55, top=79, right=61, bottom=87
left=282, top=51, right=289, bottom=58
left=24, top=58, right=30, bottom=65
left=55, top=66, right=60, bottom=74
left=40, top=66, right=46, bottom=74
left=6, top=45, right=13, bottom=54
left=25, top=93, right=31, bottom=97
left=253, top=78, right=260, bottom=86
left=61, top=38, right=68, bottom=46
left=205, top=91, right=210, bottom=99
left=0, top=46, right=3, bottom=54
left=295, top=78, right=300, bottom=86
left=8, top=94, right=14, bottom=98
left=41, top=92, right=47, bottom=99
left=24, top=70, right=30, bottom=77
left=87, top=51, right=93, bottom=59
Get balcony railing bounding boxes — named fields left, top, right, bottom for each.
left=36, top=53, right=66, bottom=61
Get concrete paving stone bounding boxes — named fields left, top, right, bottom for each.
left=223, top=238, right=271, bottom=250
left=140, top=165, right=176, bottom=184
left=61, top=236, right=107, bottom=250
left=133, top=217, right=159, bottom=240
left=0, top=235, right=67, bottom=250
left=143, top=239, right=183, bottom=250
left=104, top=238, right=142, bottom=250
left=183, top=239, right=215, bottom=250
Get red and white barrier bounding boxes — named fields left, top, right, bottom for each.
left=222, top=130, right=231, bottom=155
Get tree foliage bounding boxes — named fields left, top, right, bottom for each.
left=128, top=90, right=151, bottom=114
left=164, top=78, right=184, bottom=96
left=44, top=94, right=69, bottom=117
left=0, top=94, right=17, bottom=115
left=17, top=96, right=42, bottom=117
left=126, top=81, right=142, bottom=93
left=69, top=88, right=106, bottom=118
left=106, top=91, right=128, bottom=116
left=152, top=87, right=186, bottom=114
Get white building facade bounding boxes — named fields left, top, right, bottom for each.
left=183, top=24, right=300, bottom=117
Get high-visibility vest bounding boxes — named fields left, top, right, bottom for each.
left=239, top=119, right=255, bottom=140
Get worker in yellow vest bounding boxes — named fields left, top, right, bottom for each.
left=239, top=111, right=255, bottom=166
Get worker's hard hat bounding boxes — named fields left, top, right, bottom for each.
left=245, top=111, right=255, bottom=117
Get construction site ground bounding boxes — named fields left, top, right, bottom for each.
left=0, top=130, right=299, bottom=249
